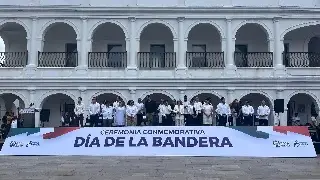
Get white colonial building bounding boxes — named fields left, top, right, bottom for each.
left=0, top=0, right=320, bottom=127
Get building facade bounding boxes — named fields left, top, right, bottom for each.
left=1, top=0, right=320, bottom=127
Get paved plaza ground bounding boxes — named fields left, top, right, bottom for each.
left=0, top=156, right=319, bottom=180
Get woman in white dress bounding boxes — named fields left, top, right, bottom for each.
left=126, top=100, right=138, bottom=126
left=114, top=101, right=126, bottom=127
left=202, top=99, right=213, bottom=126
left=173, top=100, right=184, bottom=126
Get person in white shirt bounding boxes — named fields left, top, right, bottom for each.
left=160, top=100, right=173, bottom=126
left=126, top=100, right=138, bottom=126
left=113, top=97, right=121, bottom=108
left=101, top=101, right=114, bottom=127
left=183, top=97, right=189, bottom=125
left=136, top=98, right=145, bottom=126
left=216, top=97, right=231, bottom=126
left=186, top=100, right=197, bottom=126
left=114, top=101, right=126, bottom=127
left=157, top=99, right=165, bottom=125
left=193, top=97, right=203, bottom=126
left=89, top=97, right=100, bottom=127
left=257, top=100, right=270, bottom=126
left=202, top=99, right=213, bottom=126
left=74, top=97, right=85, bottom=127
left=173, top=100, right=184, bottom=126
left=242, top=101, right=254, bottom=126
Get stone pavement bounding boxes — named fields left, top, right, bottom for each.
left=0, top=156, right=319, bottom=180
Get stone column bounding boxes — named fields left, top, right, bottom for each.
left=35, top=108, right=41, bottom=127
left=28, top=87, right=36, bottom=106
left=78, top=87, right=88, bottom=120
left=273, top=18, right=286, bottom=76
left=227, top=89, right=235, bottom=104
left=225, top=19, right=236, bottom=76
left=129, top=88, right=137, bottom=102
left=27, top=17, right=38, bottom=67
left=276, top=89, right=287, bottom=126
left=79, top=17, right=88, bottom=68
left=128, top=17, right=137, bottom=69
left=177, top=17, right=186, bottom=69
left=179, top=89, right=186, bottom=101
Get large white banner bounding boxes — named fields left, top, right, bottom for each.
left=0, top=126, right=317, bottom=157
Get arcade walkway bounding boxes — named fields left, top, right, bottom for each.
left=0, top=156, right=319, bottom=180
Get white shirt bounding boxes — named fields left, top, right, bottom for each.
left=74, top=102, right=85, bottom=115
left=216, top=103, right=231, bottom=115
left=89, top=102, right=100, bottom=115
left=187, top=105, right=196, bottom=115
left=173, top=105, right=184, bottom=115
left=203, top=104, right=213, bottom=116
left=242, top=105, right=254, bottom=115
left=160, top=105, right=172, bottom=116
left=101, top=106, right=114, bottom=119
left=113, top=101, right=120, bottom=108
left=257, top=105, right=270, bottom=120
left=11, top=120, right=17, bottom=128
left=126, top=105, right=138, bottom=117
left=194, top=101, right=203, bottom=113
left=136, top=103, right=144, bottom=114
left=183, top=101, right=189, bottom=114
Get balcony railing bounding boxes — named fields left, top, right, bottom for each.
left=0, top=52, right=28, bottom=67
left=186, top=52, right=224, bottom=68
left=234, top=52, right=273, bottom=67
left=283, top=52, right=320, bottom=67
left=38, top=52, right=78, bottom=67
left=88, top=52, right=127, bottom=68
left=138, top=52, right=176, bottom=69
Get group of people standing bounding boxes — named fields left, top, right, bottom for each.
left=69, top=95, right=271, bottom=127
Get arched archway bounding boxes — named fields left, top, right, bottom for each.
left=0, top=93, right=26, bottom=119
left=186, top=23, right=223, bottom=67
left=95, top=93, right=124, bottom=105
left=40, top=93, right=76, bottom=127
left=190, top=93, right=221, bottom=107
left=307, top=36, right=320, bottom=67
left=240, top=93, right=274, bottom=124
left=234, top=23, right=272, bottom=67
left=142, top=93, right=174, bottom=105
left=138, top=22, right=175, bottom=68
left=89, top=22, right=127, bottom=68
left=283, top=23, right=320, bottom=67
left=287, top=93, right=319, bottom=126
left=0, top=22, right=28, bottom=67
left=39, top=22, right=78, bottom=67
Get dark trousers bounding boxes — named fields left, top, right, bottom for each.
left=197, top=113, right=203, bottom=126
left=103, top=118, right=113, bottom=127
left=217, top=115, right=227, bottom=126
left=137, top=114, right=144, bottom=126
left=186, top=115, right=197, bottom=126
left=90, top=114, right=99, bottom=127
left=76, top=114, right=84, bottom=127
left=162, top=114, right=172, bottom=126
left=243, top=115, right=253, bottom=126
left=259, top=119, right=268, bottom=126
left=227, top=116, right=234, bottom=126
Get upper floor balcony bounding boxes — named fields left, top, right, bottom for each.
left=1, top=17, right=320, bottom=78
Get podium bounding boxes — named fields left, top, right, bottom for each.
left=19, top=108, right=38, bottom=128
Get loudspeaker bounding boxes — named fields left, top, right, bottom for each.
left=274, top=99, right=284, bottom=113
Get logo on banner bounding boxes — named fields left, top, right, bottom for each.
left=9, top=141, right=40, bottom=148
left=273, top=140, right=291, bottom=148
left=293, top=140, right=308, bottom=147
